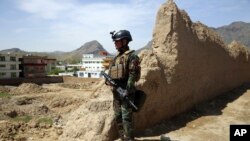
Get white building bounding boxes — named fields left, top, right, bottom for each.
left=0, top=53, right=22, bottom=79
left=77, top=54, right=112, bottom=78
left=58, top=72, right=74, bottom=76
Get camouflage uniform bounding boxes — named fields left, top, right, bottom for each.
left=109, top=49, right=140, bottom=140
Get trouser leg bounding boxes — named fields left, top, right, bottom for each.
left=113, top=98, right=125, bottom=140
left=122, top=102, right=134, bottom=140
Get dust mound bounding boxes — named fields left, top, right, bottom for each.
left=0, top=86, right=10, bottom=93
left=10, top=83, right=50, bottom=95
left=59, top=80, right=116, bottom=141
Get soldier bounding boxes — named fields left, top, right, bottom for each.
left=107, top=30, right=141, bottom=141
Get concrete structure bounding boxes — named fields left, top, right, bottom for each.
left=0, top=53, right=22, bottom=79
left=77, top=54, right=113, bottom=78
left=20, top=56, right=47, bottom=78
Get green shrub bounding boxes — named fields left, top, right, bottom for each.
left=0, top=92, right=11, bottom=98
left=13, top=116, right=32, bottom=123
left=38, top=117, right=53, bottom=125
left=48, top=68, right=64, bottom=75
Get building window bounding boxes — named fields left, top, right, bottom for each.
left=0, top=64, right=6, bottom=68
left=79, top=73, right=83, bottom=77
left=11, top=72, right=17, bottom=78
left=10, top=64, right=16, bottom=70
left=10, top=57, right=16, bottom=61
left=0, top=56, right=5, bottom=61
left=0, top=72, right=6, bottom=77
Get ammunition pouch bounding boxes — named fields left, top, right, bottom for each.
left=109, top=64, right=125, bottom=79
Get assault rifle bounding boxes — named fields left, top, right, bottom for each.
left=101, top=71, right=138, bottom=111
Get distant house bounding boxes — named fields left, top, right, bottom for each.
left=0, top=53, right=22, bottom=79
left=56, top=65, right=66, bottom=71
left=77, top=53, right=114, bottom=78
left=20, top=55, right=47, bottom=78
left=58, top=72, right=74, bottom=76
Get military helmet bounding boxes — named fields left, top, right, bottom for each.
left=110, top=30, right=133, bottom=42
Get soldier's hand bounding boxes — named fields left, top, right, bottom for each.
left=120, top=91, right=128, bottom=100
left=105, top=80, right=112, bottom=86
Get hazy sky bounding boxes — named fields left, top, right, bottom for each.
left=0, top=0, right=249, bottom=53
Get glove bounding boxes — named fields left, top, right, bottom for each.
left=120, top=92, right=128, bottom=100
left=117, top=88, right=128, bottom=100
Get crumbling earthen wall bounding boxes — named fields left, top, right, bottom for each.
left=134, top=0, right=250, bottom=130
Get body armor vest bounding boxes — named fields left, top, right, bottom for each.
left=109, top=50, right=134, bottom=80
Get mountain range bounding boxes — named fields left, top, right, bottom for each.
left=0, top=40, right=108, bottom=63
left=1, top=21, right=249, bottom=63
left=212, top=21, right=250, bottom=48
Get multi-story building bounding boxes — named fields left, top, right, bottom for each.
left=0, top=53, right=22, bottom=79
left=77, top=53, right=113, bottom=78
left=20, top=56, right=47, bottom=78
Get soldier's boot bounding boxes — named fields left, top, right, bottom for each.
left=160, top=135, right=171, bottom=141
left=118, top=130, right=125, bottom=141
left=124, top=136, right=135, bottom=141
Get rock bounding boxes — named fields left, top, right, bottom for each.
left=5, top=110, right=18, bottom=118
left=38, top=104, right=49, bottom=114
left=56, top=129, right=63, bottom=135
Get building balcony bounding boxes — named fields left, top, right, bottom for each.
left=0, top=61, right=21, bottom=64
left=0, top=69, right=22, bottom=72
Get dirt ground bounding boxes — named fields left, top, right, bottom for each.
left=0, top=81, right=250, bottom=141
left=0, top=81, right=98, bottom=141
left=135, top=83, right=250, bottom=141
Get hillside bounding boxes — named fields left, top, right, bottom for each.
left=135, top=40, right=152, bottom=54
left=0, top=48, right=27, bottom=55
left=0, top=40, right=109, bottom=63
left=212, top=21, right=250, bottom=47
left=55, top=40, right=108, bottom=63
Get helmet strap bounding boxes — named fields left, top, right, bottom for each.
left=117, top=39, right=128, bottom=53
left=118, top=45, right=129, bottom=54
